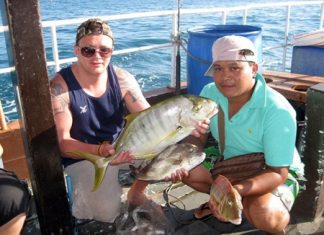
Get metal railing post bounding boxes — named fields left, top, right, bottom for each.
left=50, top=24, right=61, bottom=72
left=283, top=4, right=291, bottom=71
left=242, top=8, right=248, bottom=25
left=171, top=12, right=178, bottom=89
left=222, top=10, right=227, bottom=24
left=320, top=3, right=324, bottom=29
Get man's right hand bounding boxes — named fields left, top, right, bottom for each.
left=99, top=142, right=134, bottom=165
left=98, top=142, right=115, bottom=156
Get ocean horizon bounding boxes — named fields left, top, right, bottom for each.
left=0, top=0, right=322, bottom=121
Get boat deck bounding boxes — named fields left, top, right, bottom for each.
left=22, top=178, right=324, bottom=234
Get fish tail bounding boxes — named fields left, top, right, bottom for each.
left=67, top=150, right=112, bottom=191
left=92, top=163, right=108, bottom=191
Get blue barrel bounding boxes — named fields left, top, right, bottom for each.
left=187, top=25, right=263, bottom=95
left=291, top=46, right=324, bottom=77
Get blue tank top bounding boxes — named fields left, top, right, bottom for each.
left=59, top=64, right=125, bottom=166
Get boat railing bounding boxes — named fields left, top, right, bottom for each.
left=0, top=1, right=323, bottom=100
left=0, top=0, right=324, bottom=80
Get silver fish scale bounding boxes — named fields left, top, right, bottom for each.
left=136, top=143, right=206, bottom=181
left=119, top=96, right=194, bottom=158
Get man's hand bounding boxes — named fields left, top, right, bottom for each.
left=191, top=118, right=210, bottom=138
left=109, top=151, right=135, bottom=165
left=164, top=168, right=189, bottom=183
left=99, top=142, right=135, bottom=165
left=99, top=142, right=116, bottom=156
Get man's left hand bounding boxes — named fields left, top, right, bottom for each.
left=191, top=118, right=210, bottom=138
left=164, top=168, right=189, bottom=183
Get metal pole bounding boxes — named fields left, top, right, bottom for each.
left=175, top=0, right=181, bottom=94
left=3, top=0, right=73, bottom=234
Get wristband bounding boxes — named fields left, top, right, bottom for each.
left=97, top=143, right=104, bottom=156
left=97, top=141, right=109, bottom=156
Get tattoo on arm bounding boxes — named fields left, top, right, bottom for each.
left=115, top=65, right=148, bottom=106
left=128, top=89, right=140, bottom=103
left=50, top=82, right=69, bottom=115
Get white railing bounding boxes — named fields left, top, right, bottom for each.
left=0, top=1, right=324, bottom=88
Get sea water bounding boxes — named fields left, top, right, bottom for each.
left=0, top=0, right=322, bottom=121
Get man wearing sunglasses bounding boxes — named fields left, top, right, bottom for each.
left=50, top=18, right=153, bottom=223
left=50, top=18, right=209, bottom=224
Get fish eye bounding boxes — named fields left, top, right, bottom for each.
left=193, top=104, right=202, bottom=112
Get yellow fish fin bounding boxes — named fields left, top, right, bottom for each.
left=66, top=150, right=113, bottom=191
left=144, top=153, right=159, bottom=161
left=158, top=126, right=184, bottom=143
left=124, top=112, right=141, bottom=126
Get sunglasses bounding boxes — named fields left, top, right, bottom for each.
left=79, top=46, right=113, bottom=58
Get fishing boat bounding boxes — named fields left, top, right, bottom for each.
left=0, top=0, right=324, bottom=234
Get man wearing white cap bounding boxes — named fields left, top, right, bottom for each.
left=170, top=35, right=304, bottom=234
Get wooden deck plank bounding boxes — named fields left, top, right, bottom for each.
left=263, top=70, right=324, bottom=103
left=263, top=70, right=324, bottom=84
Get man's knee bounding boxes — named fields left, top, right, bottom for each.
left=243, top=194, right=290, bottom=233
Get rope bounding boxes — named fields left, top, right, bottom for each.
left=180, top=38, right=211, bottom=65
left=163, top=183, right=195, bottom=225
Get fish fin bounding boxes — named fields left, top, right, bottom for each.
left=124, top=112, right=140, bottom=126
left=155, top=127, right=184, bottom=146
left=145, top=153, right=159, bottom=161
left=114, top=112, right=143, bottom=148
left=92, top=162, right=109, bottom=191
left=66, top=150, right=112, bottom=191
left=67, top=150, right=102, bottom=163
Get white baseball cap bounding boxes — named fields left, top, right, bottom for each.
left=205, top=35, right=257, bottom=77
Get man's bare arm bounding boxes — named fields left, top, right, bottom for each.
left=50, top=81, right=69, bottom=116
left=114, top=66, right=150, bottom=112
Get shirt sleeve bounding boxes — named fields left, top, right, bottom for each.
left=263, top=106, right=297, bottom=167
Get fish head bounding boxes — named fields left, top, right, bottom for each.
left=184, top=95, right=218, bottom=122
left=210, top=175, right=243, bottom=225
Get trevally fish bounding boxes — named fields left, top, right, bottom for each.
left=133, top=143, right=206, bottom=181
left=70, top=94, right=218, bottom=191
left=210, top=174, right=243, bottom=225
